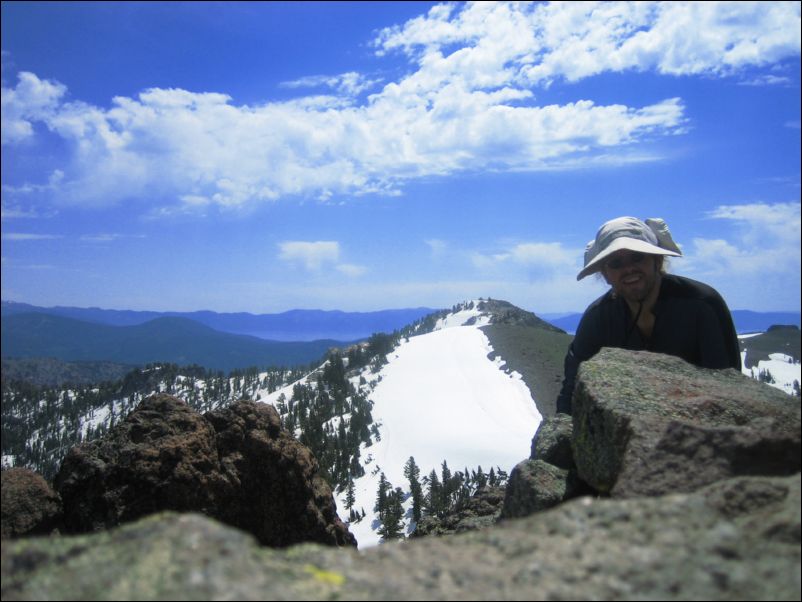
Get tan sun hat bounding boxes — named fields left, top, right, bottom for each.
left=577, top=216, right=682, bottom=280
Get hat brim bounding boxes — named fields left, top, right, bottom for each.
left=577, top=237, right=681, bottom=281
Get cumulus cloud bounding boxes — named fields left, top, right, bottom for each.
left=2, top=2, right=799, bottom=210
left=1, top=71, right=66, bottom=144
left=278, top=241, right=341, bottom=271
left=277, top=241, right=367, bottom=276
left=472, top=240, right=581, bottom=274
left=280, top=71, right=382, bottom=96
left=377, top=1, right=801, bottom=84
left=684, top=202, right=801, bottom=277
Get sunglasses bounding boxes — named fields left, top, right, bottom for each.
left=605, top=252, right=647, bottom=270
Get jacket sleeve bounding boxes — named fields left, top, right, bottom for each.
left=696, top=300, right=742, bottom=370
left=555, top=307, right=604, bottom=415
left=556, top=344, right=579, bottom=415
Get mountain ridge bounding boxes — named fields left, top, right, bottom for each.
left=1, top=313, right=343, bottom=372
left=547, top=309, right=802, bottom=334
left=1, top=301, right=437, bottom=342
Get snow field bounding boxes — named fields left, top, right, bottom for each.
left=341, top=324, right=542, bottom=548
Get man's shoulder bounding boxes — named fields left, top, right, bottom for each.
left=584, top=289, right=617, bottom=313
left=662, top=274, right=725, bottom=302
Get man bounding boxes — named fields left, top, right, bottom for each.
left=556, top=216, right=741, bottom=415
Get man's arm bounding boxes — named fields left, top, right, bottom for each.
left=555, top=305, right=606, bottom=415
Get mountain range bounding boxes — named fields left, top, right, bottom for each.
left=542, top=309, right=801, bottom=334
left=1, top=301, right=436, bottom=342
left=1, top=313, right=342, bottom=373
left=3, top=299, right=799, bottom=550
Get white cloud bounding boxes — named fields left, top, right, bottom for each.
left=2, top=3, right=799, bottom=210
left=276, top=240, right=366, bottom=278
left=278, top=241, right=340, bottom=271
left=336, top=263, right=368, bottom=278
left=1, top=232, right=62, bottom=241
left=738, top=74, right=793, bottom=86
left=425, top=239, right=448, bottom=257
left=280, top=71, right=382, bottom=96
left=377, top=1, right=801, bottom=85
left=1, top=71, right=67, bottom=144
left=472, top=241, right=580, bottom=273
left=684, top=202, right=801, bottom=278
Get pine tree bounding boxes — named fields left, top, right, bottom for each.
left=425, top=469, right=443, bottom=518
left=378, top=487, right=406, bottom=541
left=345, top=478, right=356, bottom=511
left=374, top=472, right=390, bottom=522
left=404, top=456, right=424, bottom=523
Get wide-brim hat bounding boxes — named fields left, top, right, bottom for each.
left=577, top=217, right=682, bottom=280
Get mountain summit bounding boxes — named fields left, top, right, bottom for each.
left=263, top=298, right=565, bottom=547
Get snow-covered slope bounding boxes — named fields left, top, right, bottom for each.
left=740, top=351, right=801, bottom=396
left=264, top=300, right=543, bottom=548
left=347, top=325, right=540, bottom=547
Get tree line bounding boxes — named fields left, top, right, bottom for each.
left=344, top=456, right=508, bottom=542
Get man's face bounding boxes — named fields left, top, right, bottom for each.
left=601, top=250, right=661, bottom=303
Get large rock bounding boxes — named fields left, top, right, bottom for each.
left=530, top=413, right=574, bottom=467
left=205, top=400, right=354, bottom=547
left=572, top=348, right=801, bottom=497
left=56, top=394, right=224, bottom=532
left=500, top=459, right=585, bottom=519
left=1, top=468, right=62, bottom=539
left=3, top=474, right=799, bottom=600
left=54, top=394, right=355, bottom=548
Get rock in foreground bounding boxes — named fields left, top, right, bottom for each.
left=1, top=468, right=62, bottom=539
left=54, top=394, right=355, bottom=548
left=572, top=348, right=801, bottom=498
left=2, top=473, right=799, bottom=600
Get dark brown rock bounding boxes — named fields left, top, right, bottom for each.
left=572, top=348, right=801, bottom=498
left=205, top=400, right=355, bottom=547
left=53, top=394, right=355, bottom=548
left=55, top=394, right=225, bottom=532
left=1, top=468, right=62, bottom=539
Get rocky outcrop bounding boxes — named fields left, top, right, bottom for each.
left=530, top=412, right=573, bottom=468
left=206, top=400, right=354, bottom=547
left=573, top=348, right=801, bottom=498
left=53, top=394, right=355, bottom=548
left=475, top=298, right=565, bottom=333
left=412, top=486, right=505, bottom=537
left=500, top=459, right=586, bottom=519
left=3, top=473, right=799, bottom=600
left=3, top=348, right=800, bottom=600
left=502, top=414, right=589, bottom=519
left=1, top=468, right=62, bottom=539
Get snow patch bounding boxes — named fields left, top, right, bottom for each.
left=339, top=324, right=541, bottom=549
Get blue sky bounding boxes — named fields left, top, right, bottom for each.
left=2, top=1, right=800, bottom=314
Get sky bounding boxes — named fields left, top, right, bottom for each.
left=1, top=1, right=800, bottom=314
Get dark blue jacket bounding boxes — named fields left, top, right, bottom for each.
left=556, top=274, right=741, bottom=415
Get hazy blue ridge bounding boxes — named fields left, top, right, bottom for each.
left=1, top=313, right=344, bottom=372
left=1, top=301, right=437, bottom=342
left=540, top=310, right=801, bottom=335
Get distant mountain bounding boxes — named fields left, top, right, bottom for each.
left=1, top=301, right=437, bottom=342
left=542, top=309, right=801, bottom=334
left=3, top=298, right=798, bottom=550
left=1, top=313, right=342, bottom=372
